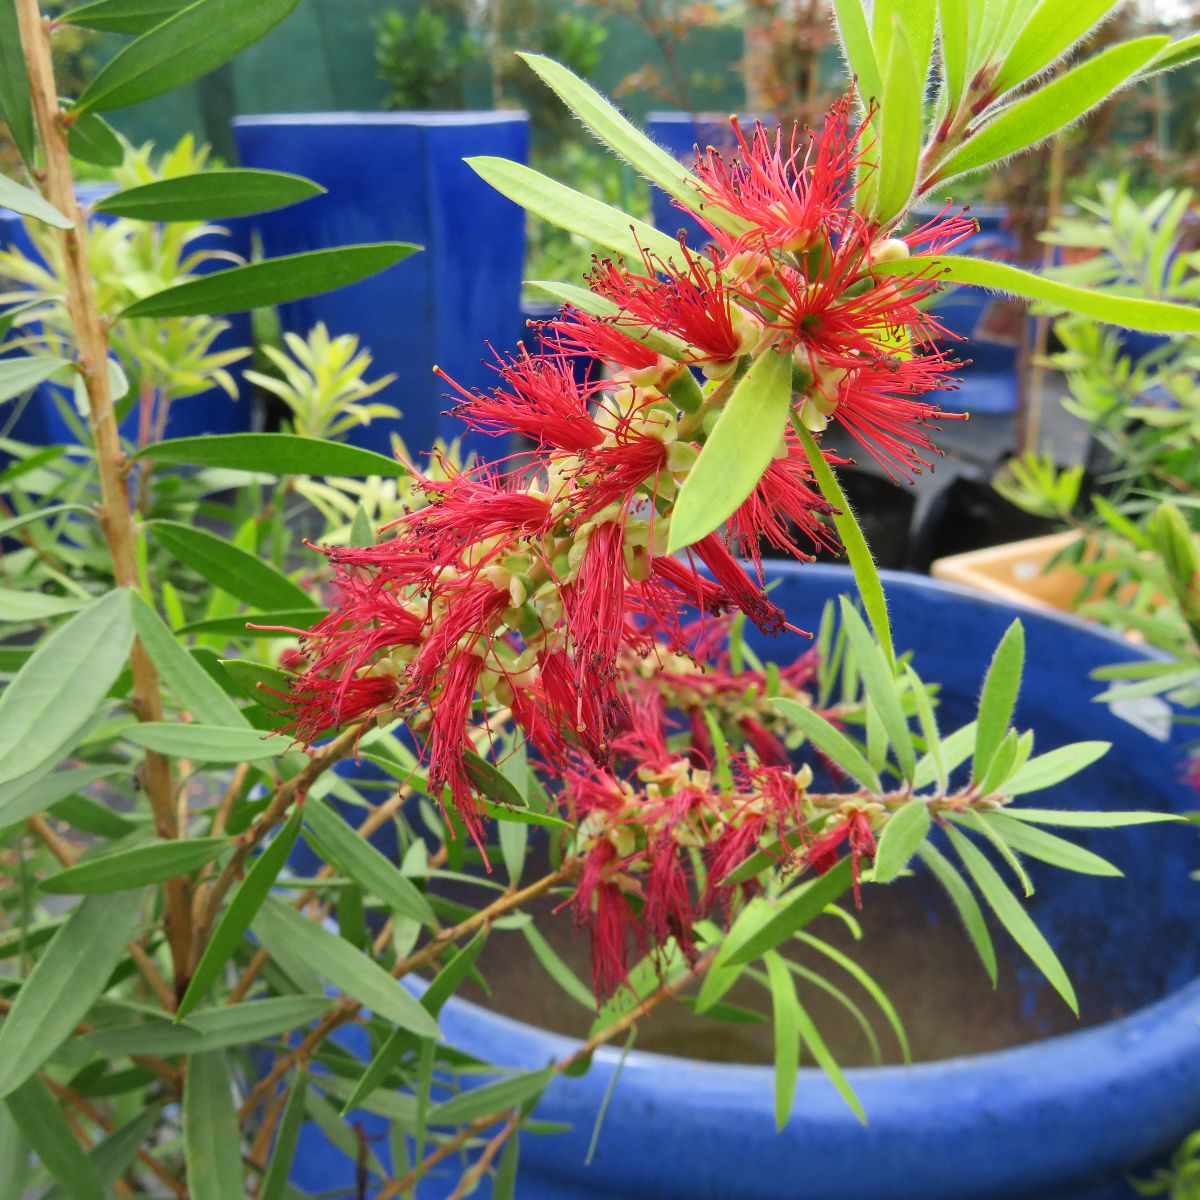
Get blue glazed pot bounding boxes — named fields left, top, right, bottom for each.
left=231, top=112, right=530, bottom=460
left=288, top=564, right=1200, bottom=1200
left=0, top=187, right=254, bottom=444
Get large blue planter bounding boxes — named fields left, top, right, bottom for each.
left=232, top=112, right=530, bottom=459
left=288, top=564, right=1200, bottom=1200
left=0, top=187, right=254, bottom=445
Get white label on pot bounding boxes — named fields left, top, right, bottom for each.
left=1013, top=560, right=1041, bottom=582
left=1108, top=696, right=1173, bottom=742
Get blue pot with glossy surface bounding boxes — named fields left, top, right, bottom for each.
left=232, top=112, right=530, bottom=460
left=289, top=564, right=1200, bottom=1200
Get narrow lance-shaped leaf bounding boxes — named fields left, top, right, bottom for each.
left=0, top=589, right=134, bottom=789
left=669, top=349, right=792, bottom=554
left=872, top=255, right=1200, bottom=333
left=1145, top=32, right=1200, bottom=76
left=1004, top=740, right=1109, bottom=796
left=873, top=797, right=931, bottom=883
left=184, top=1051, right=243, bottom=1200
left=147, top=519, right=311, bottom=609
left=772, top=697, right=882, bottom=793
left=980, top=812, right=1122, bottom=877
left=996, top=0, right=1126, bottom=92
left=972, top=619, right=1024, bottom=785
left=0, top=0, right=36, bottom=165
left=60, top=0, right=193, bottom=35
left=946, top=825, right=1078, bottom=1013
left=74, top=0, right=301, bottom=113
left=94, top=169, right=324, bottom=221
left=4, top=1076, right=104, bottom=1200
left=917, top=841, right=997, bottom=984
left=0, top=888, right=145, bottom=1098
left=41, top=837, right=229, bottom=894
left=1001, top=807, right=1180, bottom=828
left=935, top=37, right=1169, bottom=181
left=138, top=432, right=406, bottom=477
left=252, top=896, right=441, bottom=1039
left=39, top=1108, right=161, bottom=1200
left=0, top=355, right=72, bottom=404
left=120, top=243, right=420, bottom=319
left=937, top=0, right=969, bottom=106
left=832, top=0, right=883, bottom=101
left=794, top=992, right=867, bottom=1123
left=873, top=20, right=923, bottom=223
left=428, top=1066, right=556, bottom=1127
left=794, top=417, right=895, bottom=668
left=177, top=804, right=304, bottom=1018
left=0, top=173, right=73, bottom=230
left=66, top=110, right=125, bottom=167
left=124, top=722, right=291, bottom=762
left=468, top=156, right=681, bottom=265
left=259, top=1070, right=309, bottom=1200
left=764, top=951, right=800, bottom=1131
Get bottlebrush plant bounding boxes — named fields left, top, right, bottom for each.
left=0, top=2, right=1199, bottom=1199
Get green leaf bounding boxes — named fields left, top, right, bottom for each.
left=980, top=812, right=1122, bottom=877
left=838, top=598, right=915, bottom=781
left=147, top=520, right=311, bottom=609
left=523, top=924, right=596, bottom=1010
left=179, top=608, right=324, bottom=638
left=40, top=1108, right=160, bottom=1200
left=468, top=156, right=681, bottom=265
left=951, top=808, right=1033, bottom=897
left=130, top=593, right=247, bottom=727
left=794, top=419, right=895, bottom=668
left=74, top=0, right=300, bottom=113
left=0, top=174, right=73, bottom=230
left=252, top=897, right=440, bottom=1039
left=1002, top=807, right=1180, bottom=828
left=4, top=1076, right=104, bottom=1200
left=0, top=0, right=36, bottom=165
left=67, top=110, right=125, bottom=167
left=94, top=169, right=324, bottom=221
left=874, top=253, right=1200, bottom=333
left=937, top=37, right=1169, bottom=180
left=873, top=798, right=930, bottom=883
left=772, top=696, right=882, bottom=793
left=937, top=0, right=969, bottom=104
left=1004, top=740, right=1110, bottom=795
left=259, top=1070, right=308, bottom=1200
left=0, top=587, right=86, bottom=621
left=997, top=0, right=1124, bottom=90
left=42, top=837, right=227, bottom=894
left=0, top=764, right=124, bottom=828
left=0, top=889, right=144, bottom=1098
left=874, top=20, right=922, bottom=223
left=220, top=659, right=292, bottom=711
left=726, top=858, right=856, bottom=966
left=0, top=503, right=91, bottom=538
left=124, top=722, right=290, bottom=762
left=668, top=349, right=792, bottom=553
left=515, top=53, right=737, bottom=234
left=183, top=1051, right=243, bottom=1200
left=429, top=1066, right=555, bottom=1127
left=1145, top=31, right=1200, bottom=75
left=304, top=796, right=435, bottom=925
left=90, top=995, right=334, bottom=1055
left=120, top=243, right=420, bottom=319
left=0, top=590, right=134, bottom=788
left=905, top=664, right=945, bottom=789
left=61, top=0, right=192, bottom=34
left=0, top=354, right=72, bottom=403
left=463, top=749, right=526, bottom=810
left=792, top=991, right=866, bottom=1123
left=972, top=619, right=1024, bottom=785
left=946, top=825, right=1077, bottom=1012
left=177, top=805, right=304, bottom=1019
left=764, top=951, right=800, bottom=1131
left=137, top=432, right=403, bottom=477
left=832, top=0, right=883, bottom=101
left=917, top=841, right=997, bottom=984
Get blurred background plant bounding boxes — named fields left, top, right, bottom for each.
left=374, top=2, right=481, bottom=110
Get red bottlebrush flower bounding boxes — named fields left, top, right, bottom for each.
left=285, top=673, right=401, bottom=744
left=692, top=98, right=865, bottom=253
left=573, top=839, right=643, bottom=998
left=740, top=716, right=789, bottom=767
left=588, top=243, right=754, bottom=365
left=437, top=345, right=604, bottom=453
left=575, top=422, right=669, bottom=517
left=902, top=204, right=979, bottom=257
left=829, top=349, right=964, bottom=478
left=425, top=651, right=488, bottom=845
left=685, top=533, right=788, bottom=636
left=729, top=432, right=841, bottom=574
left=405, top=580, right=511, bottom=699
left=545, top=306, right=661, bottom=375
left=644, top=834, right=697, bottom=962
left=649, top=552, right=732, bottom=617
left=806, top=810, right=877, bottom=905
left=510, top=648, right=610, bottom=765
left=688, top=706, right=714, bottom=769
left=563, top=522, right=629, bottom=682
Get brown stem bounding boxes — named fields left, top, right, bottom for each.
left=13, top=0, right=189, bottom=990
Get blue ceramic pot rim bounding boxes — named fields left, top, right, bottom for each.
left=231, top=111, right=529, bottom=128
left=419, top=568, right=1198, bottom=1198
